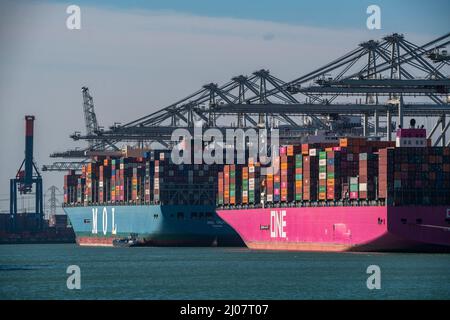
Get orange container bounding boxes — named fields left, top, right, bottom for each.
left=301, top=144, right=309, bottom=155
left=242, top=167, right=249, bottom=180
left=287, top=145, right=294, bottom=156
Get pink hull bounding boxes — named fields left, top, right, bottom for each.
left=217, top=206, right=450, bottom=252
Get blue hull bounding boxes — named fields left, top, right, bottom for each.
left=63, top=204, right=243, bottom=246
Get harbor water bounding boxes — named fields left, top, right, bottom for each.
left=0, top=244, right=449, bottom=299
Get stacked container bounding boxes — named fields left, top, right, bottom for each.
left=154, top=160, right=161, bottom=203
left=144, top=159, right=153, bottom=204
left=241, top=167, right=249, bottom=204
left=359, top=152, right=378, bottom=200
left=217, top=172, right=224, bottom=205
left=273, top=155, right=281, bottom=203
left=65, top=138, right=450, bottom=208
left=98, top=165, right=105, bottom=203
left=229, top=165, right=243, bottom=205
left=303, top=149, right=319, bottom=201
left=349, top=177, right=359, bottom=199
left=280, top=146, right=295, bottom=202
left=63, top=170, right=79, bottom=204
left=66, top=148, right=217, bottom=207
left=294, top=153, right=303, bottom=201
left=318, top=151, right=327, bottom=200
left=77, top=176, right=85, bottom=204
left=84, top=163, right=98, bottom=204
left=378, top=148, right=394, bottom=202
left=248, top=160, right=260, bottom=204
left=326, top=150, right=341, bottom=200
left=109, top=159, right=115, bottom=202
left=99, top=160, right=111, bottom=203
left=389, top=147, right=450, bottom=205
left=131, top=164, right=139, bottom=202
left=229, top=165, right=236, bottom=205
left=119, top=158, right=131, bottom=202
left=224, top=165, right=230, bottom=205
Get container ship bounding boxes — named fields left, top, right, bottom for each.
left=216, top=126, right=450, bottom=252
left=63, top=149, right=243, bottom=247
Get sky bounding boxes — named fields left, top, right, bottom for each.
left=0, top=0, right=449, bottom=212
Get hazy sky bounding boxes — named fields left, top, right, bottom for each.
left=0, top=0, right=448, bottom=211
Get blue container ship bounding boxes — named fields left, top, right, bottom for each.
left=64, top=204, right=243, bottom=246
left=63, top=149, right=245, bottom=247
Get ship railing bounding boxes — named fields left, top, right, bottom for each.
left=218, top=199, right=387, bottom=210
left=63, top=199, right=165, bottom=207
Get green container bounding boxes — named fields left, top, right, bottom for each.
left=319, top=186, right=326, bottom=192
left=327, top=173, right=335, bottom=179
left=242, top=179, right=248, bottom=191
left=350, top=184, right=358, bottom=192
left=319, top=151, right=327, bottom=159
left=319, top=166, right=326, bottom=173
left=295, top=155, right=302, bottom=166
left=295, top=174, right=303, bottom=180
left=295, top=194, right=303, bottom=201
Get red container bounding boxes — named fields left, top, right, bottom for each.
left=350, top=191, right=358, bottom=199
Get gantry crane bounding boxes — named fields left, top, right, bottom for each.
left=48, top=32, right=450, bottom=166
left=42, top=87, right=119, bottom=171
left=10, top=116, right=44, bottom=231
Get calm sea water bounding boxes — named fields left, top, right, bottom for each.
left=0, top=244, right=449, bottom=300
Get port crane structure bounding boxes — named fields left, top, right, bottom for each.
left=44, top=33, right=450, bottom=171
left=11, top=116, right=44, bottom=230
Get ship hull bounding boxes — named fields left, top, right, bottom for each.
left=217, top=206, right=450, bottom=252
left=64, top=204, right=243, bottom=247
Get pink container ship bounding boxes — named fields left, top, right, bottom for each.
left=217, top=206, right=450, bottom=252
left=216, top=126, right=450, bottom=252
